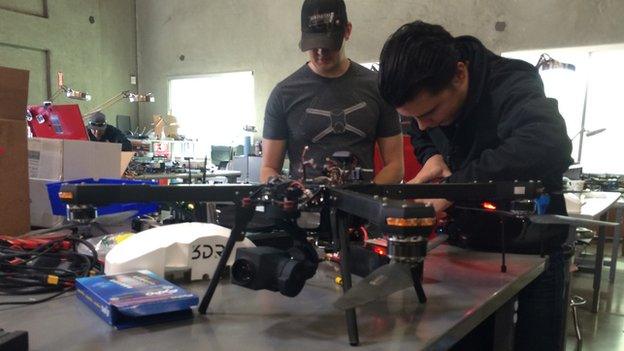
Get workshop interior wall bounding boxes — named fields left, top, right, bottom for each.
left=0, top=0, right=139, bottom=128
left=135, top=0, right=624, bottom=136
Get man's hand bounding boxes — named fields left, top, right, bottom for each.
left=408, top=154, right=452, bottom=217
left=408, top=154, right=451, bottom=184
left=414, top=198, right=453, bottom=218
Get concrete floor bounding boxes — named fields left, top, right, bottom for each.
left=566, top=242, right=624, bottom=351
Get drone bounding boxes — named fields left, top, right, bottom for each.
left=56, top=152, right=614, bottom=346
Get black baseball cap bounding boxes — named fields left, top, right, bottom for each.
left=87, top=111, right=107, bottom=131
left=299, top=0, right=348, bottom=52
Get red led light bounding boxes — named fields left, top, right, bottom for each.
left=373, top=247, right=387, bottom=256
left=482, top=202, right=497, bottom=210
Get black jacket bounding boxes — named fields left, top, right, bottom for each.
left=88, top=125, right=133, bottom=151
left=409, top=37, right=573, bottom=253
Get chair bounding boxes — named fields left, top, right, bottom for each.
left=211, top=145, right=233, bottom=168
left=570, top=295, right=587, bottom=345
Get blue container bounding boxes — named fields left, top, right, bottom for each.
left=46, top=178, right=159, bottom=217
left=243, top=135, right=251, bottom=156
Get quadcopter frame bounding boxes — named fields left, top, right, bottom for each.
left=59, top=180, right=543, bottom=346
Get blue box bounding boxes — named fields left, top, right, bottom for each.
left=46, top=178, right=159, bottom=217
left=75, top=271, right=199, bottom=329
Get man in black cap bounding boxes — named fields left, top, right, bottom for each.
left=87, top=111, right=133, bottom=151
left=378, top=21, right=572, bottom=350
left=260, top=0, right=404, bottom=184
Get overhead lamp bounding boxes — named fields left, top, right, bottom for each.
left=49, top=72, right=91, bottom=102
left=84, top=90, right=155, bottom=120
left=572, top=128, right=607, bottom=140
left=571, top=127, right=607, bottom=163
left=64, top=88, right=92, bottom=101
left=128, top=92, right=155, bottom=103
left=584, top=128, right=606, bottom=137
left=535, top=53, right=576, bottom=71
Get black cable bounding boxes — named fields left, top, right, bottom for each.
left=0, top=236, right=101, bottom=302
left=0, top=288, right=72, bottom=306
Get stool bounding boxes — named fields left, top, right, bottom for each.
left=570, top=295, right=587, bottom=344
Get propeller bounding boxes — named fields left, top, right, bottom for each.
left=334, top=234, right=447, bottom=310
left=528, top=214, right=619, bottom=227
left=91, top=210, right=138, bottom=226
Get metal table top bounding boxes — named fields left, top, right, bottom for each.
left=0, top=245, right=545, bottom=351
left=568, top=191, right=621, bottom=219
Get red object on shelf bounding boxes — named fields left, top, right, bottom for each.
left=27, top=104, right=89, bottom=140
left=374, top=135, right=422, bottom=182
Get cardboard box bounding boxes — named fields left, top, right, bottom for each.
left=29, top=178, right=65, bottom=228
left=121, top=151, right=134, bottom=177
left=0, top=119, right=30, bottom=235
left=0, top=66, right=29, bottom=121
left=28, top=138, right=122, bottom=180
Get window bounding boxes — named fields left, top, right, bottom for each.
left=168, top=71, right=255, bottom=150
left=361, top=62, right=379, bottom=72
left=504, top=46, right=624, bottom=174
left=581, top=50, right=624, bottom=174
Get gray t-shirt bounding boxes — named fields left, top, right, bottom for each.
left=263, top=61, right=401, bottom=179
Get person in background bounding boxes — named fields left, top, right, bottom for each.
left=87, top=111, right=133, bottom=151
left=378, top=21, right=572, bottom=351
left=260, top=0, right=404, bottom=184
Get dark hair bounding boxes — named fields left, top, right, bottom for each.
left=378, top=21, right=459, bottom=107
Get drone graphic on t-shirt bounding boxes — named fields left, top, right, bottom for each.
left=305, top=102, right=368, bottom=143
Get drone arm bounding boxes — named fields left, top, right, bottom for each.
left=329, top=188, right=436, bottom=234
left=344, top=182, right=543, bottom=202
left=59, top=184, right=262, bottom=206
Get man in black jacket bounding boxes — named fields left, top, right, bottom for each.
left=378, top=21, right=573, bottom=350
left=87, top=111, right=133, bottom=152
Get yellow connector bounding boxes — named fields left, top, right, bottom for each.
left=47, top=275, right=60, bottom=285
left=335, top=276, right=343, bottom=286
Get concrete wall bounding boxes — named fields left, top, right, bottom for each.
left=0, top=0, right=138, bottom=128
left=135, top=0, right=623, bottom=135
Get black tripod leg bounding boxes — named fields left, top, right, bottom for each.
left=333, top=210, right=359, bottom=346
left=500, top=218, right=507, bottom=273
left=410, top=264, right=427, bottom=303
left=198, top=204, right=254, bottom=314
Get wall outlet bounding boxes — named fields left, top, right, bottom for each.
left=130, top=75, right=137, bottom=85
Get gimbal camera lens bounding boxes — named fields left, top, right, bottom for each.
left=231, top=246, right=317, bottom=297
left=231, top=259, right=256, bottom=286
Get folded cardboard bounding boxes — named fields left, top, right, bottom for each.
left=121, top=151, right=134, bottom=177
left=0, top=66, right=29, bottom=121
left=29, top=178, right=64, bottom=228
left=0, top=119, right=30, bottom=236
left=28, top=138, right=122, bottom=180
